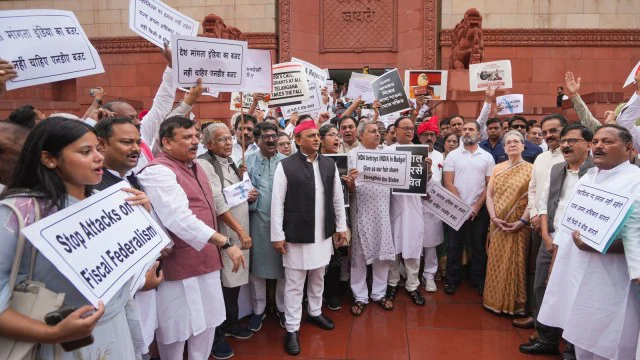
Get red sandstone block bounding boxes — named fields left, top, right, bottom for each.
left=532, top=58, right=566, bottom=83
left=294, top=0, right=319, bottom=16
left=109, top=64, right=138, bottom=87
left=291, top=50, right=320, bottom=65
left=398, top=48, right=422, bottom=70
left=564, top=59, right=597, bottom=81
left=483, top=47, right=517, bottom=61
left=516, top=47, right=549, bottom=59
left=291, top=12, right=318, bottom=35
left=589, top=48, right=616, bottom=59
left=397, top=9, right=422, bottom=34
left=398, top=29, right=423, bottom=52
left=596, top=59, right=631, bottom=84
left=135, top=63, right=167, bottom=86
left=511, top=58, right=533, bottom=83
left=290, top=31, right=319, bottom=52
left=548, top=47, right=583, bottom=59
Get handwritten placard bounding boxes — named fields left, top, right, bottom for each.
left=243, top=48, right=273, bottom=93
left=229, top=92, right=268, bottom=112
left=392, top=145, right=429, bottom=196
left=424, top=182, right=472, bottom=231
left=354, top=150, right=411, bottom=189
left=129, top=0, right=198, bottom=48
left=372, top=69, right=411, bottom=116
left=560, top=183, right=634, bottom=253
left=347, top=72, right=377, bottom=103
left=280, top=82, right=323, bottom=117
left=269, top=62, right=310, bottom=107
left=21, top=183, right=171, bottom=306
left=172, top=34, right=247, bottom=90
left=223, top=173, right=255, bottom=208
left=0, top=9, right=104, bottom=91
left=497, top=94, right=524, bottom=115
left=469, top=60, right=513, bottom=92
left=291, top=57, right=328, bottom=86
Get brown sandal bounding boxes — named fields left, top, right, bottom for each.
left=350, top=301, right=366, bottom=316
left=376, top=297, right=394, bottom=311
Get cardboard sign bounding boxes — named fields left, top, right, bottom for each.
left=1, top=10, right=104, bottom=91
left=624, top=61, right=640, bottom=88
left=424, top=182, right=472, bottom=231
left=326, top=154, right=349, bottom=208
left=326, top=79, right=334, bottom=94
left=229, top=92, right=268, bottom=112
left=129, top=0, right=198, bottom=48
left=353, top=149, right=411, bottom=189
left=280, top=82, right=323, bottom=117
left=392, top=145, right=429, bottom=196
left=291, top=57, right=328, bottom=86
left=560, top=183, right=634, bottom=253
left=171, top=35, right=247, bottom=90
left=179, top=86, right=219, bottom=98
left=21, top=183, right=171, bottom=306
left=347, top=72, right=377, bottom=103
left=469, top=60, right=513, bottom=92
left=223, top=173, right=255, bottom=208
left=372, top=69, right=411, bottom=116
left=269, top=62, right=310, bottom=107
left=404, top=70, right=448, bottom=100
left=244, top=49, right=273, bottom=93
left=497, top=94, right=524, bottom=115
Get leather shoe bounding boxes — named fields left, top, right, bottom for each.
left=285, top=331, right=300, bottom=356
left=512, top=316, right=535, bottom=329
left=519, top=340, right=559, bottom=355
left=306, top=314, right=335, bottom=330
left=407, top=290, right=425, bottom=306
left=443, top=284, right=457, bottom=295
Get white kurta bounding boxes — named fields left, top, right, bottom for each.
left=270, top=154, right=347, bottom=270
left=137, top=164, right=225, bottom=344
left=388, top=144, right=424, bottom=259
left=538, top=162, right=640, bottom=360
left=422, top=149, right=444, bottom=248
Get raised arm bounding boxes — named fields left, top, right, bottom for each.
left=565, top=71, right=601, bottom=132
left=616, top=79, right=640, bottom=151
left=477, top=87, right=495, bottom=141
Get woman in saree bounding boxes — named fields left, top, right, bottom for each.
left=484, top=130, right=533, bottom=315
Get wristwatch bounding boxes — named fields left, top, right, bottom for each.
left=221, top=237, right=233, bottom=250
left=519, top=218, right=530, bottom=226
left=95, top=99, right=103, bottom=105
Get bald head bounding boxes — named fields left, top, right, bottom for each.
left=103, top=101, right=139, bottom=126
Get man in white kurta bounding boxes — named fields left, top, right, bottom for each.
left=417, top=118, right=445, bottom=293
left=271, top=121, right=347, bottom=356
left=538, top=125, right=640, bottom=360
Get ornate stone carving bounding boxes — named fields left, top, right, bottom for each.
left=440, top=29, right=640, bottom=47
left=449, top=8, right=484, bottom=69
left=423, top=0, right=438, bottom=69
left=90, top=34, right=277, bottom=54
left=201, top=14, right=245, bottom=40
left=320, top=0, right=397, bottom=53
left=279, top=0, right=291, bottom=62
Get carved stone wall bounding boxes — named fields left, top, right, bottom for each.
left=319, top=0, right=397, bottom=53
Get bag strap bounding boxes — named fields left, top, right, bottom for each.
left=1, top=198, right=41, bottom=291
left=28, top=202, right=41, bottom=281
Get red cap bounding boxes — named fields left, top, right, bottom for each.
left=417, top=116, right=439, bottom=136
left=294, top=120, right=318, bottom=135
left=138, top=109, right=149, bottom=120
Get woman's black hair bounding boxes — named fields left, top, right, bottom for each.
left=1, top=117, right=97, bottom=210
left=442, top=132, right=459, bottom=148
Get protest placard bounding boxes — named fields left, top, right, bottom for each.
left=497, top=94, right=524, bottom=115
left=469, top=60, right=513, bottom=92
left=291, top=57, right=328, bottom=86
left=424, top=182, right=472, bottom=231
left=129, top=259, right=156, bottom=297
left=223, top=174, right=255, bottom=208
left=0, top=10, right=104, bottom=91
left=624, top=61, right=640, bottom=88
left=372, top=69, right=411, bottom=116
left=244, top=49, right=273, bottom=93
left=326, top=79, right=334, bottom=94
left=559, top=183, right=634, bottom=253
left=347, top=72, right=377, bottom=103
left=229, top=92, right=268, bottom=112
left=171, top=35, right=247, bottom=90
left=392, top=145, right=429, bottom=196
left=269, top=62, right=310, bottom=107
left=326, top=154, right=350, bottom=208
left=179, top=86, right=219, bottom=98
left=404, top=70, right=448, bottom=100
left=129, top=0, right=198, bottom=48
left=280, top=82, right=323, bottom=118
left=21, top=183, right=171, bottom=306
left=354, top=150, right=411, bottom=189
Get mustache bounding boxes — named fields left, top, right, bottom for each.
left=265, top=141, right=276, bottom=146
left=594, top=149, right=605, bottom=156
left=127, top=151, right=140, bottom=157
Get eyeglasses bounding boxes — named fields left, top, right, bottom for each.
left=511, top=124, right=527, bottom=130
left=214, top=136, right=233, bottom=144
left=260, top=134, right=278, bottom=141
left=558, top=138, right=585, bottom=146
left=324, top=133, right=339, bottom=138
left=365, top=129, right=380, bottom=134
left=541, top=128, right=561, bottom=136
left=398, top=126, right=414, bottom=132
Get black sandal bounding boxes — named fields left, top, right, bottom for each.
left=376, top=297, right=394, bottom=311
left=350, top=301, right=366, bottom=316
left=385, top=285, right=398, bottom=301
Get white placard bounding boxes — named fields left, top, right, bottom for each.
left=497, top=94, right=524, bottom=115
left=280, top=82, right=323, bottom=118
left=21, top=183, right=171, bottom=306
left=469, top=60, right=513, bottom=92
left=229, top=92, right=268, bottom=112
left=223, top=174, right=255, bottom=208
left=1, top=10, right=104, bottom=91
left=424, top=182, right=472, bottom=231
left=326, top=79, right=334, bottom=94
left=624, top=61, right=640, bottom=88
left=560, top=183, right=634, bottom=253
left=129, top=0, right=198, bottom=48
left=291, top=57, right=328, bottom=86
left=347, top=72, right=377, bottom=103
left=129, top=259, right=156, bottom=297
left=244, top=49, right=273, bottom=93
left=179, top=86, right=219, bottom=98
left=353, top=150, right=411, bottom=189
left=172, top=35, right=248, bottom=90
left=269, top=62, right=310, bottom=107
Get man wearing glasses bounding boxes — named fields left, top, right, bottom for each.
left=493, top=116, right=543, bottom=164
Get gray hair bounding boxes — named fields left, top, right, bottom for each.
left=202, top=122, right=230, bottom=145
left=503, top=129, right=525, bottom=144
left=357, top=120, right=377, bottom=138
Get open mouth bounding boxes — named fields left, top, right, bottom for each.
left=128, top=153, right=140, bottom=161
left=562, top=148, right=572, bottom=154
left=93, top=167, right=103, bottom=175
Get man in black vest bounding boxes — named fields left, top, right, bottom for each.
left=271, top=120, right=348, bottom=356
left=520, top=124, right=593, bottom=357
